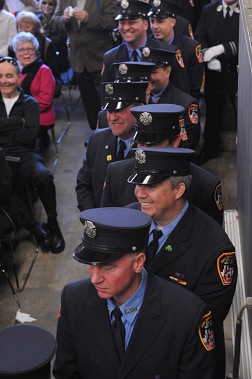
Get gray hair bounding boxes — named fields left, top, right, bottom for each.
left=169, top=175, right=192, bottom=198
left=11, top=32, right=39, bottom=53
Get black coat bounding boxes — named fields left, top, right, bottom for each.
left=76, top=128, right=134, bottom=211
left=195, top=0, right=239, bottom=94
left=173, top=33, right=204, bottom=99
left=53, top=274, right=215, bottom=379
left=101, top=159, right=224, bottom=225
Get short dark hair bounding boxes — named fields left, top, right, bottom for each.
left=0, top=0, right=5, bottom=11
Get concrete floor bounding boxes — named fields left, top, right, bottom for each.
left=0, top=86, right=237, bottom=377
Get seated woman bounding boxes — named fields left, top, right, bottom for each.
left=9, top=10, right=61, bottom=80
left=11, top=31, right=56, bottom=149
left=38, top=0, right=69, bottom=73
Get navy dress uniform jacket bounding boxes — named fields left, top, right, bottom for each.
left=156, top=82, right=200, bottom=149
left=76, top=128, right=133, bottom=211
left=101, top=159, right=224, bottom=225
left=102, top=37, right=191, bottom=100
left=173, top=33, right=204, bottom=99
left=53, top=274, right=215, bottom=379
left=195, top=0, right=239, bottom=94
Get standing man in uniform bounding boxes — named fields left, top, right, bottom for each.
left=195, top=0, right=239, bottom=162
left=149, top=0, right=204, bottom=99
left=52, top=0, right=117, bottom=130
left=101, top=104, right=224, bottom=225
left=76, top=80, right=148, bottom=211
left=53, top=207, right=215, bottom=379
left=128, top=146, right=237, bottom=378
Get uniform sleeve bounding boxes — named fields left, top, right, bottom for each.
left=170, top=49, right=191, bottom=95
left=194, top=243, right=237, bottom=327
left=180, top=101, right=200, bottom=150
left=179, top=305, right=215, bottom=379
left=53, top=286, right=82, bottom=379
left=187, top=42, right=204, bottom=99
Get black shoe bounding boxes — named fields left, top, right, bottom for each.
left=49, top=228, right=65, bottom=254
left=33, top=222, right=50, bottom=251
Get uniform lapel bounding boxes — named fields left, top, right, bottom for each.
left=87, top=286, right=121, bottom=370
left=117, top=275, right=167, bottom=378
left=150, top=205, right=195, bottom=271
left=104, top=133, right=117, bottom=162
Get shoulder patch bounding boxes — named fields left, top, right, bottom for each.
left=176, top=49, right=185, bottom=68
left=214, top=183, right=224, bottom=210
left=188, top=103, right=199, bottom=124
left=198, top=311, right=215, bottom=351
left=196, top=45, right=203, bottom=63
left=179, top=117, right=187, bottom=141
left=217, top=252, right=236, bottom=285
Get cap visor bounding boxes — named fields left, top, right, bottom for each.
left=102, top=101, right=132, bottom=111
left=73, top=242, right=124, bottom=265
left=127, top=172, right=168, bottom=185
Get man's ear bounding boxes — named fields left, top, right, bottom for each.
left=133, top=252, right=146, bottom=272
left=175, top=182, right=186, bottom=200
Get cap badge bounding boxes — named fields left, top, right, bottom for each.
left=173, top=170, right=177, bottom=175
left=153, top=0, right=161, bottom=7
left=132, top=246, right=137, bottom=251
left=119, top=63, right=128, bottom=75
left=84, top=221, right=96, bottom=238
left=121, top=0, right=129, bottom=9
left=140, top=111, right=152, bottom=125
left=105, top=83, right=113, bottom=95
left=135, top=149, right=146, bottom=164
left=216, top=5, right=223, bottom=12
left=142, top=47, right=150, bottom=58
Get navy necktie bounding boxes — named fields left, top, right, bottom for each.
left=132, top=50, right=138, bottom=62
left=111, top=307, right=125, bottom=361
left=225, top=6, right=231, bottom=20
left=117, top=140, right=126, bottom=160
left=146, top=229, right=163, bottom=266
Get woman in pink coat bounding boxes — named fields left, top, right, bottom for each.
left=11, top=31, right=56, bottom=149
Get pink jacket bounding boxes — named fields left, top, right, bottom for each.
left=19, top=64, right=56, bottom=127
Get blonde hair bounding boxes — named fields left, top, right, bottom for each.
left=16, top=11, right=43, bottom=34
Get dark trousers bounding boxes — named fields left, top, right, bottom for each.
left=8, top=152, right=57, bottom=221
left=76, top=68, right=101, bottom=130
left=203, top=89, right=237, bottom=157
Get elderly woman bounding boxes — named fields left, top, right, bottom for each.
left=11, top=31, right=56, bottom=149
left=9, top=11, right=60, bottom=79
left=38, top=0, right=69, bottom=72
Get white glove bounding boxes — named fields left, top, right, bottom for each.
left=203, top=44, right=225, bottom=62
left=207, top=58, right=222, bottom=72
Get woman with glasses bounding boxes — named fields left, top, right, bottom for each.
left=38, top=0, right=69, bottom=72
left=11, top=31, right=56, bottom=150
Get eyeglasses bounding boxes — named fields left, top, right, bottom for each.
left=42, top=1, right=55, bottom=5
left=0, top=57, right=18, bottom=66
left=17, top=47, right=35, bottom=54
